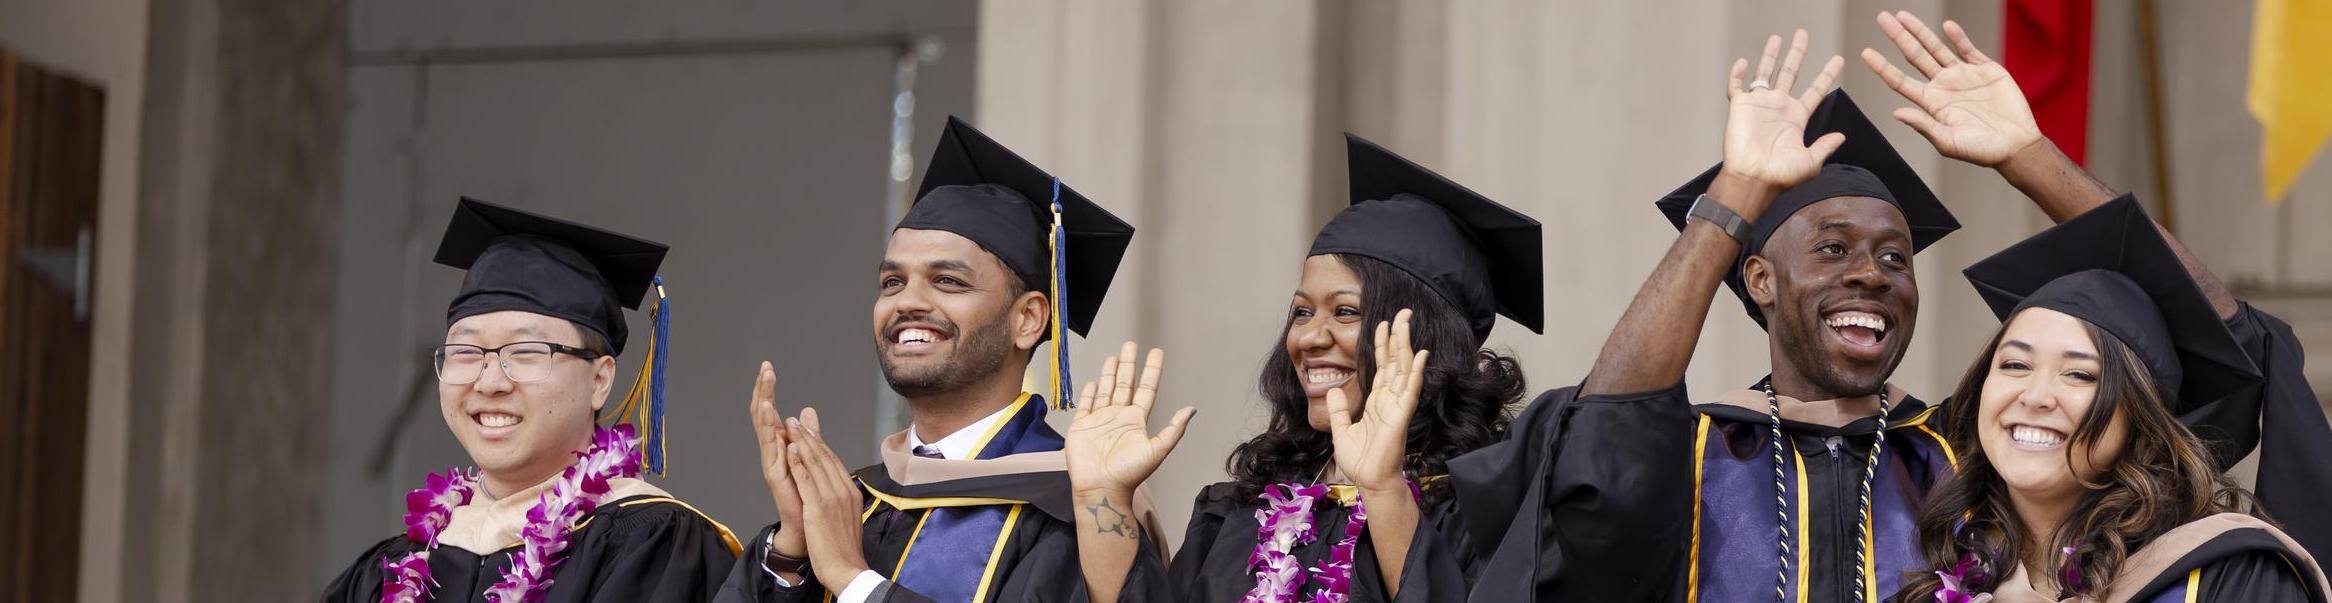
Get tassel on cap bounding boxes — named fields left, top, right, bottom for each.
left=1047, top=178, right=1073, bottom=410
left=610, top=276, right=671, bottom=475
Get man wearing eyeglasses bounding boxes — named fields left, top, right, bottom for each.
left=323, top=198, right=741, bottom=603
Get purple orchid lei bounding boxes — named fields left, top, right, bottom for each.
left=1241, top=483, right=1323, bottom=603
left=1933, top=551, right=1993, bottom=603
left=381, top=468, right=478, bottom=603
left=1240, top=482, right=1380, bottom=603
left=379, top=424, right=640, bottom=603
left=1303, top=494, right=1367, bottom=603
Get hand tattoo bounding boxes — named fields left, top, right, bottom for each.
left=1083, top=498, right=1142, bottom=541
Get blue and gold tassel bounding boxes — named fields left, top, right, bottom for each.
left=611, top=276, right=671, bottom=475
left=1047, top=178, right=1073, bottom=410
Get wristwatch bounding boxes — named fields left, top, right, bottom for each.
left=764, top=533, right=810, bottom=575
left=1688, top=193, right=1752, bottom=244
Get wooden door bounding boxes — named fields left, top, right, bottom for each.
left=0, top=48, right=103, bottom=603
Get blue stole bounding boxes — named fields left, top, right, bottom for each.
left=870, top=393, right=1063, bottom=603
left=1688, top=405, right=1957, bottom=602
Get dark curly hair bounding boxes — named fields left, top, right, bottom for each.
left=1894, top=313, right=2264, bottom=601
left=1224, top=253, right=1525, bottom=507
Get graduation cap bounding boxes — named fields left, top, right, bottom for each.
left=898, top=116, right=1136, bottom=408
left=435, top=197, right=677, bottom=474
left=1309, top=133, right=1544, bottom=342
left=1655, top=90, right=1962, bottom=328
left=1961, top=196, right=2260, bottom=409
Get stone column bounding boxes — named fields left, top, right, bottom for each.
left=978, top=0, right=1339, bottom=534
left=120, top=0, right=344, bottom=599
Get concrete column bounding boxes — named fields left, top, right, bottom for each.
left=978, top=0, right=1336, bottom=535
left=121, top=0, right=345, bottom=599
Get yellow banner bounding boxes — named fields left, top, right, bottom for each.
left=2248, top=0, right=2332, bottom=204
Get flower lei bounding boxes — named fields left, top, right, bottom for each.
left=380, top=424, right=641, bottom=603
left=1933, top=551, right=1992, bottom=603
left=1931, top=543, right=2088, bottom=602
left=1240, top=483, right=1373, bottom=603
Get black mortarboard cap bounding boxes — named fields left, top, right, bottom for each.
left=1311, top=134, right=1544, bottom=341
left=897, top=117, right=1134, bottom=340
left=435, top=198, right=669, bottom=356
left=1962, top=196, right=2260, bottom=409
left=1656, top=89, right=1962, bottom=328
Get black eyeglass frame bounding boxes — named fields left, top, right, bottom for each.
left=430, top=341, right=607, bottom=384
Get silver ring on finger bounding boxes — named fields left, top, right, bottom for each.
left=1749, top=79, right=1772, bottom=91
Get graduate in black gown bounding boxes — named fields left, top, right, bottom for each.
left=323, top=199, right=742, bottom=602
left=714, top=116, right=1170, bottom=603
left=1892, top=192, right=2331, bottom=602
left=1068, top=134, right=1545, bottom=603
left=1436, top=30, right=1965, bottom=602
left=1854, top=10, right=2332, bottom=567
left=1451, top=16, right=2332, bottom=601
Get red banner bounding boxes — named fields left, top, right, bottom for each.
left=2003, top=0, right=2095, bottom=165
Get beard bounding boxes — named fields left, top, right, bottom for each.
left=1771, top=303, right=1898, bottom=399
left=879, top=310, right=1016, bottom=398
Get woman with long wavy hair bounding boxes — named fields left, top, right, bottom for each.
left=1895, top=199, right=2331, bottom=602
left=1060, top=134, right=1542, bottom=603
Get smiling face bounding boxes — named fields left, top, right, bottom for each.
left=1287, top=255, right=1368, bottom=432
left=439, top=311, right=616, bottom=490
left=1977, top=308, right=2131, bottom=504
left=872, top=228, right=1044, bottom=398
left=1746, top=196, right=1919, bottom=398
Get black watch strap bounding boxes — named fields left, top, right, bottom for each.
left=1688, top=193, right=1752, bottom=244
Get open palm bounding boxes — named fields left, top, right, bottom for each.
left=745, top=361, right=808, bottom=557
left=1722, top=30, right=1848, bottom=191
left=1862, top=11, right=2042, bottom=166
left=1064, top=342, right=1195, bottom=497
left=1328, top=309, right=1429, bottom=493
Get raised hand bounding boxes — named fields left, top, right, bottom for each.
left=1064, top=341, right=1197, bottom=500
left=1327, top=309, right=1430, bottom=494
left=1861, top=11, right=2042, bottom=167
left=1720, top=29, right=1849, bottom=200
left=785, top=408, right=873, bottom=593
left=1065, top=345, right=1192, bottom=603
left=747, top=361, right=808, bottom=559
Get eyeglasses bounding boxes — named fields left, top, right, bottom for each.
left=431, top=341, right=605, bottom=385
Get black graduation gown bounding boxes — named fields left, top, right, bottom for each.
left=2113, top=532, right=2321, bottom=602
left=322, top=493, right=742, bottom=603
left=1960, top=513, right=2328, bottom=603
left=1430, top=383, right=1955, bottom=603
left=713, top=394, right=1169, bottom=603
left=711, top=474, right=1171, bottom=603
left=1416, top=385, right=1697, bottom=601
left=1166, top=481, right=1465, bottom=603
left=1686, top=389, right=1956, bottom=603
left=2182, top=302, right=2332, bottom=563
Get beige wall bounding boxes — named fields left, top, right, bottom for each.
left=0, top=0, right=146, bottom=600
left=7, top=0, right=2328, bottom=597
left=977, top=0, right=2332, bottom=539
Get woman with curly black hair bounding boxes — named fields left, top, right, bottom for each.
left=1894, top=198, right=2332, bottom=602
left=1061, top=134, right=1543, bottom=603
